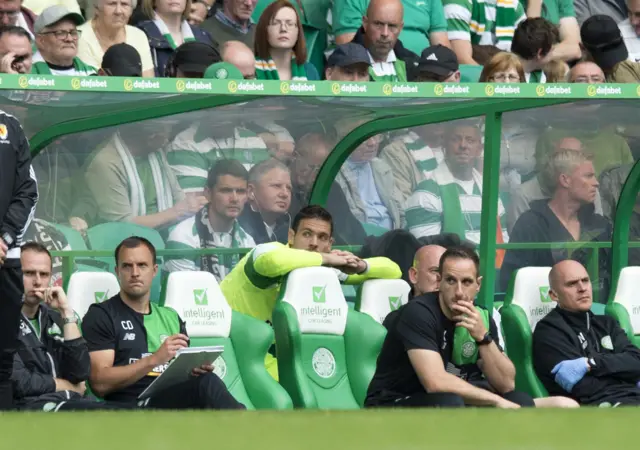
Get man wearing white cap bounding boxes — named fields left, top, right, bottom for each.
left=31, top=5, right=96, bottom=75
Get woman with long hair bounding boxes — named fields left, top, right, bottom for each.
left=253, top=0, right=318, bottom=80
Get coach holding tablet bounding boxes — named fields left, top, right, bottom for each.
left=82, top=236, right=244, bottom=410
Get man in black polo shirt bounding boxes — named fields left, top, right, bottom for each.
left=82, top=237, right=244, bottom=410
left=366, top=246, right=534, bottom=408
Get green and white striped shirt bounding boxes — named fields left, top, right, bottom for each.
left=165, top=123, right=272, bottom=193
left=164, top=209, right=255, bottom=282
left=31, top=53, right=97, bottom=76
left=399, top=131, right=443, bottom=177
left=444, top=0, right=526, bottom=51
left=405, top=162, right=508, bottom=244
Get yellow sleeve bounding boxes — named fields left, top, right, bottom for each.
left=252, top=243, right=323, bottom=278
left=344, top=257, right=402, bottom=285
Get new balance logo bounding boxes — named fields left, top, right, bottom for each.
left=389, top=296, right=402, bottom=311
left=123, top=333, right=136, bottom=341
left=312, top=285, right=326, bottom=303
left=94, top=291, right=108, bottom=302
left=193, top=289, right=208, bottom=306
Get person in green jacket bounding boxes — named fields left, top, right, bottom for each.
left=220, top=204, right=402, bottom=379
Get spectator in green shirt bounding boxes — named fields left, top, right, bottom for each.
left=333, top=0, right=449, bottom=55
left=341, top=0, right=419, bottom=82
left=525, top=0, right=581, bottom=62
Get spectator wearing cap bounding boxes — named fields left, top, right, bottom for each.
left=0, top=0, right=37, bottom=37
left=324, top=42, right=370, bottom=81
left=254, top=0, right=319, bottom=80
left=221, top=39, right=255, bottom=78
left=0, top=25, right=32, bottom=73
left=31, top=6, right=97, bottom=75
left=510, top=18, right=559, bottom=82
left=443, top=0, right=526, bottom=65
left=201, top=0, right=256, bottom=51
left=379, top=45, right=459, bottom=203
left=77, top=0, right=155, bottom=77
left=523, top=0, right=581, bottom=64
left=203, top=60, right=243, bottom=79
left=346, top=0, right=417, bottom=82
left=99, top=41, right=142, bottom=75
left=333, top=0, right=449, bottom=56
left=619, top=0, right=640, bottom=61
left=407, top=44, right=459, bottom=82
left=137, top=0, right=212, bottom=77
left=582, top=14, right=640, bottom=82
left=164, top=40, right=219, bottom=77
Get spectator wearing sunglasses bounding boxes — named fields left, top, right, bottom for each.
left=31, top=5, right=97, bottom=75
left=0, top=24, right=31, bottom=73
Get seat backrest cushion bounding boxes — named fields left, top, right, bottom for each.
left=163, top=271, right=231, bottom=338
left=613, top=266, right=640, bottom=333
left=356, top=279, right=411, bottom=324
left=507, top=266, right=554, bottom=332
left=68, top=271, right=120, bottom=319
left=275, top=267, right=358, bottom=409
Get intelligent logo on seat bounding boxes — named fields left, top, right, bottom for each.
left=539, top=286, right=552, bottom=303
left=193, top=288, right=208, bottom=306
left=94, top=291, right=108, bottom=302
left=389, top=296, right=402, bottom=311
left=312, top=285, right=326, bottom=303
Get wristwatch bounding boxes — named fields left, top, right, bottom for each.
left=63, top=316, right=78, bottom=325
left=476, top=332, right=493, bottom=346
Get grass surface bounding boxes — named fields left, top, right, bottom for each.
left=1, top=408, right=638, bottom=449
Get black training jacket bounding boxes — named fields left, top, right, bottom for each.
left=0, top=111, right=37, bottom=260
left=11, top=305, right=90, bottom=407
left=533, top=307, right=640, bottom=405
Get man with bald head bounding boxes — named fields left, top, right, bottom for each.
left=221, top=40, right=256, bottom=79
left=344, top=0, right=418, bottom=82
left=508, top=137, right=603, bottom=232
left=533, top=260, right=640, bottom=406
left=408, top=244, right=446, bottom=296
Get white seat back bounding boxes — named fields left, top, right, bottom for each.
left=163, top=271, right=231, bottom=338
left=357, top=279, right=411, bottom=324
left=613, top=266, right=640, bottom=333
left=509, top=267, right=555, bottom=331
left=280, top=267, right=348, bottom=335
left=67, top=271, right=120, bottom=319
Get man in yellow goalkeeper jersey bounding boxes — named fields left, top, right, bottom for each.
left=220, top=205, right=402, bottom=379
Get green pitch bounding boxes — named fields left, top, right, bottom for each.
left=2, top=408, right=638, bottom=449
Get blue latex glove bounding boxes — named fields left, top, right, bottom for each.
left=551, top=358, right=589, bottom=393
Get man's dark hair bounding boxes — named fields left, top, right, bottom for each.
left=292, top=205, right=333, bottom=235
left=511, top=18, right=560, bottom=60
left=21, top=241, right=52, bottom=267
left=115, top=236, right=157, bottom=266
left=438, top=246, right=480, bottom=277
left=207, top=159, right=249, bottom=189
left=0, top=25, right=32, bottom=42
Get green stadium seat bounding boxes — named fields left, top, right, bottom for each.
left=52, top=223, right=87, bottom=250
left=361, top=222, right=388, bottom=237
left=605, top=267, right=640, bottom=347
left=163, top=271, right=293, bottom=410
left=355, top=279, right=411, bottom=324
left=272, top=267, right=385, bottom=408
left=86, top=222, right=165, bottom=303
left=460, top=64, right=483, bottom=82
left=500, top=266, right=553, bottom=398
left=67, top=271, right=121, bottom=319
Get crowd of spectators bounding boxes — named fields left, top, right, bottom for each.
left=0, top=0, right=638, bottom=299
